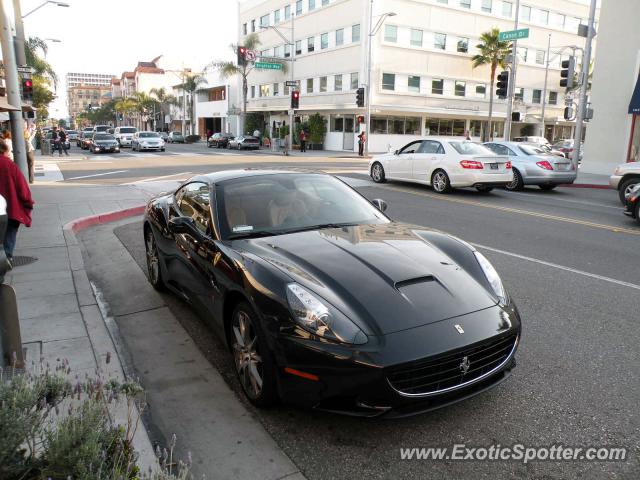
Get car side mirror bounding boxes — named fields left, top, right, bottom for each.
left=394, top=149, right=399, bottom=155
left=371, top=199, right=388, bottom=213
left=168, top=216, right=195, bottom=234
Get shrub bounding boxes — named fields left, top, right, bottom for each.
left=307, top=113, right=326, bottom=148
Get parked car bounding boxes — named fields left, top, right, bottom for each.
left=532, top=143, right=566, bottom=158
left=208, top=132, right=234, bottom=148
left=513, top=136, right=550, bottom=146
left=78, top=131, right=93, bottom=149
left=159, top=131, right=169, bottom=142
left=623, top=183, right=640, bottom=225
left=610, top=161, right=640, bottom=205
left=66, top=130, right=79, bottom=141
left=114, top=126, right=138, bottom=147
left=551, top=139, right=583, bottom=162
left=167, top=132, right=185, bottom=143
left=143, top=170, right=521, bottom=414
left=89, top=133, right=120, bottom=154
left=132, top=131, right=165, bottom=151
left=369, top=137, right=512, bottom=193
left=484, top=141, right=576, bottom=191
left=93, top=125, right=110, bottom=134
left=228, top=135, right=260, bottom=150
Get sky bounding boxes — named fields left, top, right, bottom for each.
left=9, top=0, right=239, bottom=118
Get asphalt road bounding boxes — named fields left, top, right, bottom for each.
left=82, top=156, right=640, bottom=479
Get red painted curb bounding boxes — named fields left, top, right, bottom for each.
left=63, top=205, right=146, bottom=234
left=559, top=183, right=611, bottom=190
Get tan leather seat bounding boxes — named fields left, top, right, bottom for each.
left=226, top=200, right=247, bottom=230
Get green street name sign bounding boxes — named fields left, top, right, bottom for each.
left=499, top=28, right=530, bottom=41
left=255, top=62, right=283, bottom=70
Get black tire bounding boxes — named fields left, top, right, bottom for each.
left=539, top=184, right=557, bottom=191
left=161, top=148, right=165, bottom=152
left=230, top=302, right=278, bottom=407
left=505, top=168, right=524, bottom=191
left=370, top=162, right=386, bottom=183
left=431, top=169, right=452, bottom=194
left=476, top=186, right=494, bottom=193
left=237, top=144, right=241, bottom=151
left=144, top=227, right=166, bottom=291
left=619, top=178, right=640, bottom=205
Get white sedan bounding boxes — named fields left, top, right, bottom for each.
left=369, top=137, right=513, bottom=193
left=131, top=131, right=165, bottom=152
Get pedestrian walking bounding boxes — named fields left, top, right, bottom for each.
left=50, top=127, right=59, bottom=156
left=299, top=129, right=307, bottom=153
left=58, top=128, right=69, bottom=156
left=357, top=131, right=366, bottom=157
left=0, top=140, right=34, bottom=264
left=24, top=123, right=36, bottom=183
left=2, top=130, right=14, bottom=160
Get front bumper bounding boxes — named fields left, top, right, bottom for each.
left=119, top=137, right=133, bottom=146
left=609, top=175, right=622, bottom=190
left=138, top=144, right=163, bottom=150
left=274, top=303, right=521, bottom=417
left=93, top=145, right=120, bottom=153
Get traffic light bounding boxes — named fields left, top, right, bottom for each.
left=21, top=78, right=33, bottom=101
left=356, top=87, right=365, bottom=107
left=560, top=56, right=576, bottom=89
left=291, top=90, right=300, bottom=109
left=237, top=46, right=247, bottom=66
left=563, top=106, right=574, bottom=120
left=496, top=71, right=509, bottom=99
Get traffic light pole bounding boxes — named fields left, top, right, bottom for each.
left=0, top=1, right=28, bottom=180
left=365, top=0, right=373, bottom=157
left=289, top=12, right=295, bottom=156
left=539, top=33, right=551, bottom=137
left=503, top=0, right=520, bottom=141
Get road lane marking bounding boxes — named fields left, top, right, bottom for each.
left=380, top=184, right=640, bottom=236
left=123, top=172, right=193, bottom=184
left=474, top=243, right=640, bottom=292
left=66, top=170, right=129, bottom=180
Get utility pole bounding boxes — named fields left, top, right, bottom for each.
left=365, top=0, right=373, bottom=157
left=12, top=0, right=27, bottom=66
left=182, top=70, right=186, bottom=136
left=1, top=0, right=28, bottom=180
left=572, top=0, right=597, bottom=171
left=539, top=33, right=551, bottom=137
left=504, top=0, right=520, bottom=141
left=289, top=12, right=295, bottom=155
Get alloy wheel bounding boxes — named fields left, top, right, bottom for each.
left=433, top=172, right=447, bottom=192
left=372, top=164, right=383, bottom=182
left=232, top=310, right=263, bottom=400
left=145, top=230, right=160, bottom=285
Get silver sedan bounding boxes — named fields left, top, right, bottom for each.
left=484, top=141, right=577, bottom=191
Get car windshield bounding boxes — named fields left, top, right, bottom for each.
left=518, top=145, right=544, bottom=155
left=95, top=126, right=109, bottom=131
left=140, top=132, right=160, bottom=138
left=448, top=141, right=494, bottom=155
left=95, top=134, right=114, bottom=140
left=67, top=131, right=78, bottom=134
left=120, top=127, right=136, bottom=133
left=171, top=132, right=182, bottom=136
left=217, top=173, right=389, bottom=240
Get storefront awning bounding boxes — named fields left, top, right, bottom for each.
left=0, top=96, right=21, bottom=112
left=628, top=74, right=640, bottom=114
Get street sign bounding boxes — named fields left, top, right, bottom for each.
left=285, top=81, right=298, bottom=87
left=498, top=28, right=530, bottom=41
left=245, top=50, right=257, bottom=61
left=255, top=62, right=283, bottom=70
left=17, top=66, right=34, bottom=74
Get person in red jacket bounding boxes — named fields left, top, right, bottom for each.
left=0, top=141, right=34, bottom=262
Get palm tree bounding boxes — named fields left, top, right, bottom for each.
left=130, top=92, right=158, bottom=130
left=472, top=28, right=512, bottom=141
left=25, top=37, right=57, bottom=86
left=174, top=74, right=208, bottom=135
left=150, top=87, right=178, bottom=131
left=115, top=98, right=137, bottom=126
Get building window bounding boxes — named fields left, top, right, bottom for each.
left=308, top=0, right=315, bottom=11
left=371, top=116, right=388, bottom=134
left=434, top=33, right=447, bottom=50
left=260, top=84, right=271, bottom=97
left=284, top=84, right=290, bottom=95
left=382, top=73, right=395, bottom=91
left=538, top=9, right=549, bottom=25
left=307, top=37, right=315, bottom=52
left=320, top=76, right=327, bottom=92
left=307, top=78, right=314, bottom=93
left=242, top=23, right=247, bottom=35
left=251, top=19, right=255, bottom=32
left=284, top=44, right=291, bottom=57
left=457, top=37, right=468, bottom=53
left=322, top=0, right=329, bottom=5
left=251, top=85, right=255, bottom=98
left=481, top=0, right=492, bottom=13
left=352, top=24, right=360, bottom=42
left=532, top=89, right=542, bottom=104
left=502, top=1, right=512, bottom=17
left=549, top=91, right=558, bottom=105
left=384, top=25, right=397, bottom=42
left=284, top=5, right=290, bottom=19
left=536, top=50, right=545, bottom=65
left=321, top=33, right=328, bottom=49
left=455, top=81, right=466, bottom=97
left=460, top=0, right=471, bottom=9
left=550, top=12, right=565, bottom=28
left=336, top=28, right=344, bottom=46
left=350, top=72, right=359, bottom=89
left=518, top=47, right=528, bottom=62
left=296, top=0, right=302, bottom=15
left=408, top=75, right=420, bottom=93
left=334, top=74, right=343, bottom=91
left=476, top=84, right=486, bottom=97
left=432, top=78, right=444, bottom=94
left=273, top=83, right=279, bottom=96
left=260, top=14, right=270, bottom=27
left=514, top=87, right=524, bottom=101
left=331, top=115, right=345, bottom=132
left=437, top=0, right=448, bottom=3
left=520, top=5, right=531, bottom=21
left=410, top=29, right=423, bottom=47
left=274, top=46, right=282, bottom=57
left=274, top=10, right=280, bottom=24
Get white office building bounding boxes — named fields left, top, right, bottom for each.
left=240, top=0, right=597, bottom=152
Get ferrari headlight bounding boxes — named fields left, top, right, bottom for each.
left=286, top=283, right=367, bottom=345
left=474, top=251, right=508, bottom=305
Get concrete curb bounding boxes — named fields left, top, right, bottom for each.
left=63, top=205, right=146, bottom=234
left=560, top=183, right=611, bottom=189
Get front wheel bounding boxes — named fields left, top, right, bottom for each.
left=432, top=170, right=452, bottom=194
left=505, top=169, right=524, bottom=191
left=619, top=178, right=640, bottom=205
left=539, top=184, right=557, bottom=191
left=230, top=303, right=277, bottom=407
left=371, top=162, right=386, bottom=183
left=145, top=227, right=165, bottom=291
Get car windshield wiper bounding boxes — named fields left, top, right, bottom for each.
left=282, top=222, right=360, bottom=234
left=227, top=230, right=281, bottom=240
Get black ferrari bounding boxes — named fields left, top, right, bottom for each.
left=143, top=169, right=521, bottom=417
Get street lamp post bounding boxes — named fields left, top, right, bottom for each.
left=365, top=3, right=395, bottom=157
left=539, top=33, right=551, bottom=137
left=503, top=0, right=521, bottom=141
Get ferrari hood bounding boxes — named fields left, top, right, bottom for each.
left=239, top=224, right=497, bottom=335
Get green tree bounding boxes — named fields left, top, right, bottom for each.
left=472, top=28, right=512, bottom=141
left=31, top=76, right=54, bottom=118
left=176, top=74, right=207, bottom=135
left=307, top=113, right=327, bottom=148
left=24, top=37, right=58, bottom=118
left=150, top=87, right=178, bottom=130
left=115, top=98, right=137, bottom=126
